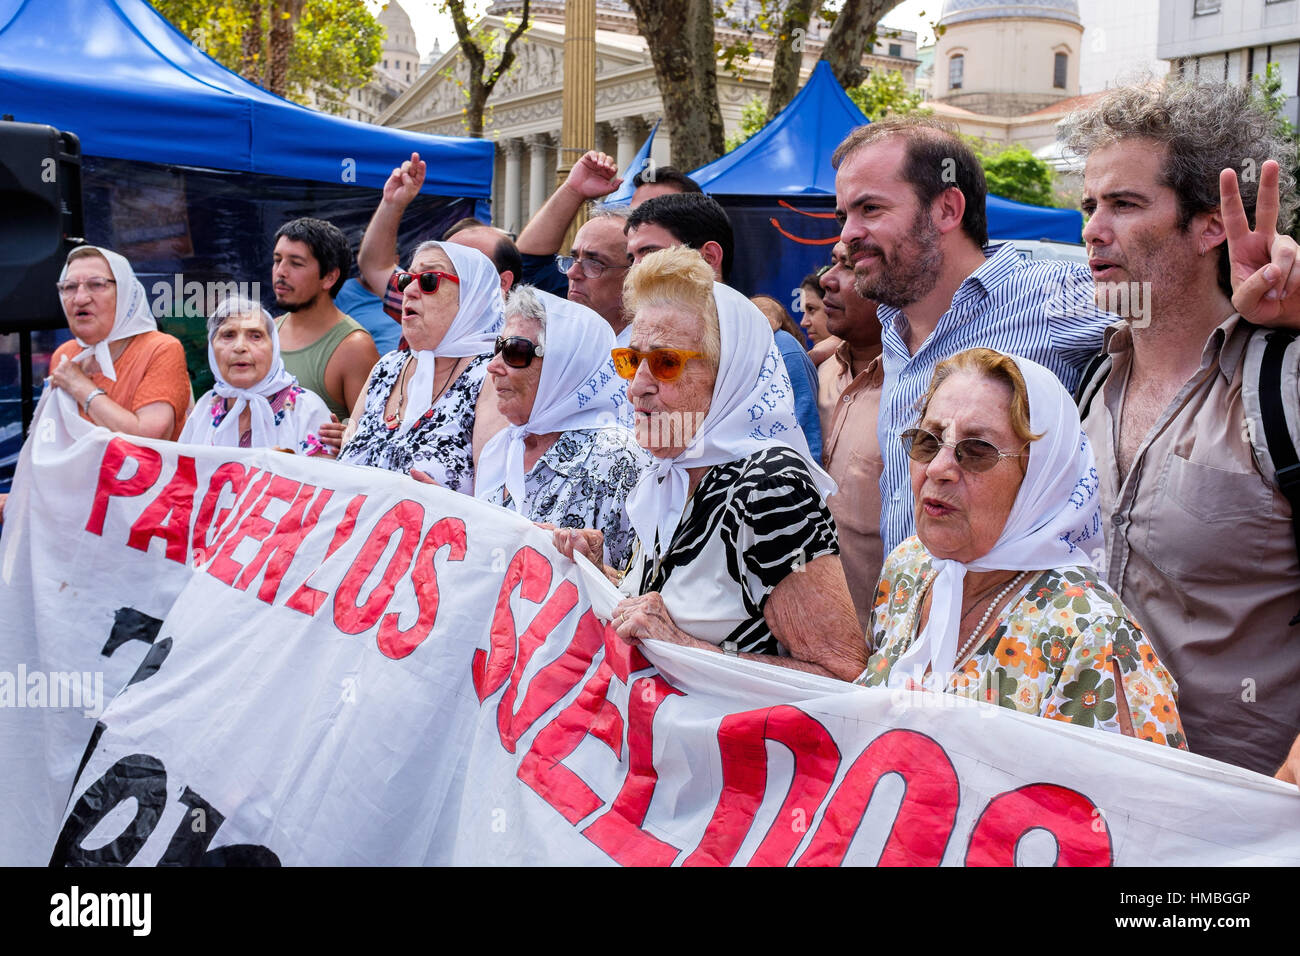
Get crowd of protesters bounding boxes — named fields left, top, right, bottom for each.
left=11, top=75, right=1300, bottom=788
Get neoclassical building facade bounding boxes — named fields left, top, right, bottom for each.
left=379, top=0, right=919, bottom=234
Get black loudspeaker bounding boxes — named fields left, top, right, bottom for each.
left=0, top=119, right=85, bottom=333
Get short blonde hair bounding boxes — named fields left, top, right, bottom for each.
left=919, top=348, right=1043, bottom=447
left=623, top=246, right=720, bottom=367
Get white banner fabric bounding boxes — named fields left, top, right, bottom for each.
left=3, top=390, right=1300, bottom=866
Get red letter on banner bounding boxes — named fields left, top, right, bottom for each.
left=964, top=783, right=1111, bottom=867
left=685, top=705, right=840, bottom=867
left=190, top=463, right=252, bottom=561
left=203, top=470, right=273, bottom=560
left=284, top=493, right=367, bottom=617
left=376, top=516, right=467, bottom=659
left=797, top=729, right=959, bottom=866
left=581, top=673, right=684, bottom=866
left=233, top=485, right=326, bottom=602
left=85, top=438, right=163, bottom=536
left=207, top=475, right=302, bottom=586
left=515, top=624, right=655, bottom=827
left=472, top=547, right=574, bottom=706
left=333, top=500, right=424, bottom=634
left=125, top=455, right=198, bottom=564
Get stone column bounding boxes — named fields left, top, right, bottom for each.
left=503, top=138, right=524, bottom=234
left=527, top=132, right=553, bottom=219
left=560, top=0, right=596, bottom=241
left=612, top=117, right=642, bottom=176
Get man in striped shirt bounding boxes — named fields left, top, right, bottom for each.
left=832, top=118, right=1110, bottom=557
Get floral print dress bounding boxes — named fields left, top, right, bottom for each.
left=338, top=351, right=489, bottom=492
left=856, top=536, right=1188, bottom=749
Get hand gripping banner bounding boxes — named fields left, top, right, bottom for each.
left=3, top=390, right=1300, bottom=866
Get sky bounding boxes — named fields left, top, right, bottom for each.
left=373, top=1, right=941, bottom=64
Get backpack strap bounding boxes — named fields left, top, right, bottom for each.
left=1074, top=350, right=1112, bottom=421
left=1244, top=327, right=1300, bottom=625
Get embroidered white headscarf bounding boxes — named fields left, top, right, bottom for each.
left=201, top=298, right=298, bottom=449
left=399, top=241, right=503, bottom=434
left=475, top=289, right=624, bottom=511
left=60, top=246, right=157, bottom=382
left=890, top=351, right=1103, bottom=687
left=624, top=281, right=834, bottom=560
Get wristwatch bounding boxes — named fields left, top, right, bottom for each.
left=82, top=388, right=107, bottom=415
left=722, top=640, right=739, bottom=657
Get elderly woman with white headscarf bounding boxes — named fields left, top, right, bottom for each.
left=179, top=297, right=333, bottom=456
left=856, top=347, right=1187, bottom=747
left=337, top=241, right=504, bottom=491
left=474, top=286, right=646, bottom=567
left=555, top=246, right=866, bottom=680
left=47, top=245, right=192, bottom=440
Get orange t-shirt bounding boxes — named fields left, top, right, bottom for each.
left=51, top=331, right=193, bottom=441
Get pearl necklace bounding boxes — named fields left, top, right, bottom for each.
left=952, top=570, right=1031, bottom=666
left=898, top=569, right=1032, bottom=676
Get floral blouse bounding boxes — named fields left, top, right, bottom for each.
left=483, top=427, right=647, bottom=569
left=856, top=537, right=1188, bottom=749
left=179, top=384, right=332, bottom=456
left=338, top=351, right=489, bottom=492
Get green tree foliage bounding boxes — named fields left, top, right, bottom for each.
left=724, top=95, right=769, bottom=152
left=847, top=68, right=928, bottom=120
left=149, top=0, right=382, bottom=112
left=1252, top=62, right=1300, bottom=238
left=968, top=140, right=1057, bottom=207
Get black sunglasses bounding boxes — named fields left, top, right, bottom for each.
left=494, top=335, right=545, bottom=368
left=395, top=270, right=460, bottom=294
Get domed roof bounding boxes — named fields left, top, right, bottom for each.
left=939, top=0, right=1081, bottom=28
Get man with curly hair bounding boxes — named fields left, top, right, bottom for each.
left=1061, top=78, right=1300, bottom=776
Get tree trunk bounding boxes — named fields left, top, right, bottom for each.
left=625, top=0, right=725, bottom=171
left=446, top=0, right=531, bottom=138
left=237, top=0, right=265, bottom=85
left=819, top=0, right=899, bottom=90
left=266, top=0, right=305, bottom=98
left=766, top=0, right=816, bottom=120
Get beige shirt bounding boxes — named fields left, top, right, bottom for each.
left=1084, top=314, right=1300, bottom=775
left=818, top=342, right=885, bottom=638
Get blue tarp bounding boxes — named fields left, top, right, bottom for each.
left=0, top=0, right=494, bottom=197
left=689, top=61, right=1082, bottom=243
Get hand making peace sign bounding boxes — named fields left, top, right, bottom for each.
left=1220, top=158, right=1300, bottom=327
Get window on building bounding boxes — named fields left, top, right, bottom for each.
left=889, top=43, right=902, bottom=58
left=1054, top=52, right=1068, bottom=89
left=1193, top=0, right=1220, bottom=14
left=949, top=54, right=964, bottom=90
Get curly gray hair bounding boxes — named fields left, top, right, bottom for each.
left=502, top=284, right=547, bottom=346
left=206, top=296, right=274, bottom=341
left=1061, top=78, right=1299, bottom=296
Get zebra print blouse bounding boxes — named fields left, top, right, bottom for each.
left=620, top=446, right=840, bottom=655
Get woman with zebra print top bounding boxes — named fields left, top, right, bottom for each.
left=555, top=247, right=867, bottom=680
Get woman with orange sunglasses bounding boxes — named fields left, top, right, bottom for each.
left=556, top=246, right=867, bottom=680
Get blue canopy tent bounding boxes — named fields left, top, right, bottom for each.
left=688, top=61, right=1082, bottom=305
left=0, top=0, right=495, bottom=485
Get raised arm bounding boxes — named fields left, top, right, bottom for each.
left=359, top=153, right=426, bottom=295
left=515, top=151, right=622, bottom=256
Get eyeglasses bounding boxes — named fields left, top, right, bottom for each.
left=556, top=255, right=628, bottom=279
left=900, top=427, right=1025, bottom=474
left=494, top=335, right=545, bottom=368
left=395, top=270, right=460, bottom=294
left=56, top=277, right=116, bottom=297
left=611, top=347, right=704, bottom=383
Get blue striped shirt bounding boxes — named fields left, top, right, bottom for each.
left=877, top=242, right=1109, bottom=554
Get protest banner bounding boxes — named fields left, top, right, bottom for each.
left=3, top=390, right=1299, bottom=866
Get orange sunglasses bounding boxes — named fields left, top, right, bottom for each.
left=611, top=347, right=704, bottom=382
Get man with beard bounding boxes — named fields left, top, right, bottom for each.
left=832, top=118, right=1110, bottom=555
left=272, top=218, right=379, bottom=420
left=817, top=241, right=884, bottom=634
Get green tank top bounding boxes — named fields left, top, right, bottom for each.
left=276, top=313, right=367, bottom=419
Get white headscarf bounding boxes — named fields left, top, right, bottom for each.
left=203, top=299, right=298, bottom=449
left=624, top=281, right=834, bottom=560
left=890, top=352, right=1103, bottom=687
left=475, top=290, right=624, bottom=511
left=399, top=241, right=504, bottom=434
left=60, top=246, right=157, bottom=381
